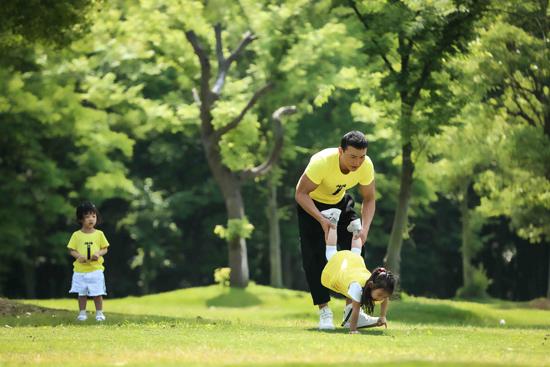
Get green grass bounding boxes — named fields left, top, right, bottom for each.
left=1, top=284, right=549, bottom=366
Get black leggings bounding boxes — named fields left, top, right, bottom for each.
left=297, top=193, right=360, bottom=305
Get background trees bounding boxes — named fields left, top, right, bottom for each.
left=0, top=0, right=547, bottom=300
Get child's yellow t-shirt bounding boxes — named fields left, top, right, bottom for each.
left=67, top=230, right=110, bottom=273
left=321, top=250, right=371, bottom=298
left=305, top=148, right=374, bottom=204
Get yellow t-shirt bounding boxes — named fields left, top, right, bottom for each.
left=321, top=250, right=371, bottom=298
left=67, top=230, right=110, bottom=273
left=305, top=148, right=374, bottom=204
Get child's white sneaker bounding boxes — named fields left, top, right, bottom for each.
left=346, top=218, right=362, bottom=234
left=321, top=208, right=342, bottom=226
left=341, top=303, right=379, bottom=329
left=95, top=311, right=106, bottom=322
left=318, top=306, right=335, bottom=330
left=76, top=311, right=87, bottom=321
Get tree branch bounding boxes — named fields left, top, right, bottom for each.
left=214, top=83, right=273, bottom=139
left=185, top=30, right=212, bottom=103
left=240, top=106, right=297, bottom=181
left=226, top=31, right=257, bottom=67
left=348, top=0, right=396, bottom=75
left=214, top=23, right=225, bottom=67
left=212, top=28, right=257, bottom=96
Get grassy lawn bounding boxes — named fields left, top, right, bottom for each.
left=1, top=284, right=549, bottom=366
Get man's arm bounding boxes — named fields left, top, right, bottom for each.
left=295, top=173, right=333, bottom=239
left=357, top=180, right=376, bottom=244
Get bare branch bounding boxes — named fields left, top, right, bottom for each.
left=212, top=28, right=256, bottom=97
left=214, top=83, right=273, bottom=138
left=192, top=88, right=201, bottom=106
left=185, top=30, right=212, bottom=106
left=240, top=106, right=297, bottom=180
left=214, top=23, right=225, bottom=67
left=226, top=31, right=257, bottom=67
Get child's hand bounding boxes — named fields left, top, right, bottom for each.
left=91, top=253, right=100, bottom=261
left=77, top=255, right=87, bottom=263
left=377, top=317, right=387, bottom=328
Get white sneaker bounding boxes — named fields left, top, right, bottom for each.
left=76, top=312, right=87, bottom=321
left=95, top=312, right=106, bottom=322
left=318, top=307, right=335, bottom=330
left=321, top=208, right=341, bottom=226
left=342, top=303, right=379, bottom=329
left=346, top=218, right=362, bottom=234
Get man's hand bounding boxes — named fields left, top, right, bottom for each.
left=377, top=316, right=387, bottom=329
left=354, top=227, right=369, bottom=244
left=320, top=217, right=336, bottom=242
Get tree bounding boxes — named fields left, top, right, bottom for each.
left=185, top=24, right=296, bottom=287
left=344, top=0, right=490, bottom=276
left=461, top=0, right=550, bottom=297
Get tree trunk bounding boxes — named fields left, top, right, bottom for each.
left=267, top=178, right=283, bottom=288
left=224, top=183, right=249, bottom=288
left=460, top=183, right=473, bottom=290
left=384, top=141, right=414, bottom=276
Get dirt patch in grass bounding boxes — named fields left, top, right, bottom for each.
left=528, top=297, right=550, bottom=310
left=0, top=298, right=51, bottom=316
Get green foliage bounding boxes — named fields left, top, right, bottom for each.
left=456, top=265, right=492, bottom=299
left=214, top=218, right=254, bottom=242
left=0, top=0, right=101, bottom=50
left=213, top=267, right=231, bottom=287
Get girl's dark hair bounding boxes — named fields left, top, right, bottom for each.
left=360, top=267, right=397, bottom=315
left=340, top=130, right=368, bottom=150
left=76, top=201, right=101, bottom=224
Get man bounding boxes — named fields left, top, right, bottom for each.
left=295, top=131, right=376, bottom=330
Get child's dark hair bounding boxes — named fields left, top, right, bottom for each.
left=76, top=201, right=101, bottom=224
left=340, top=130, right=368, bottom=150
left=361, top=267, right=397, bottom=315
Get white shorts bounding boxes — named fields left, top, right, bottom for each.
left=69, top=270, right=107, bottom=297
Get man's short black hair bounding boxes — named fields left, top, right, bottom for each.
left=76, top=201, right=100, bottom=223
left=340, top=131, right=368, bottom=150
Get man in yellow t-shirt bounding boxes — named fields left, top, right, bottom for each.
left=295, top=131, right=376, bottom=330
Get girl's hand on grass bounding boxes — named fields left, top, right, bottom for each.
left=377, top=317, right=387, bottom=329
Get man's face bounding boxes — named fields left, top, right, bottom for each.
left=339, top=146, right=367, bottom=172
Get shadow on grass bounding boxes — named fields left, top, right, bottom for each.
left=0, top=311, right=230, bottom=328
left=390, top=301, right=485, bottom=326
left=305, top=327, right=387, bottom=336
left=206, top=287, right=262, bottom=308
left=0, top=299, right=229, bottom=328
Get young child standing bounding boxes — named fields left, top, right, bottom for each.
left=67, top=202, right=110, bottom=322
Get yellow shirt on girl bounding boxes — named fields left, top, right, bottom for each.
left=67, top=230, right=110, bottom=272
